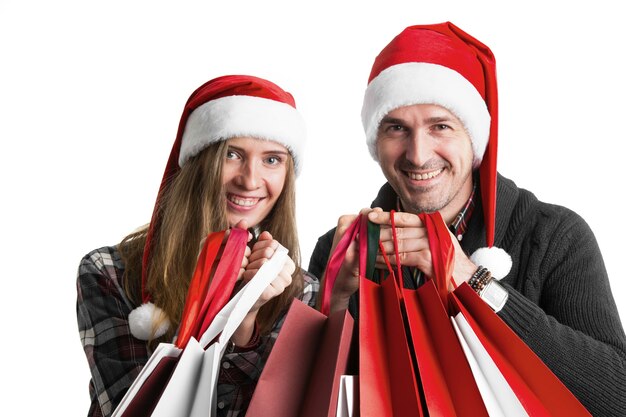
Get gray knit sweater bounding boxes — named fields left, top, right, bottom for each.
left=308, top=173, right=626, bottom=417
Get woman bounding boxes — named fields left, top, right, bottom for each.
left=76, top=75, right=318, bottom=417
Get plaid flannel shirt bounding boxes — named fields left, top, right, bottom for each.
left=76, top=246, right=319, bottom=417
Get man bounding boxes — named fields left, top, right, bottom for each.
left=309, top=22, right=626, bottom=416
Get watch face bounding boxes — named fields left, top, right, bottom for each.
left=480, top=280, right=509, bottom=312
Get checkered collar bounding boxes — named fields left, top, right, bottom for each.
left=396, top=181, right=477, bottom=242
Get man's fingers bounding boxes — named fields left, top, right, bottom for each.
left=375, top=250, right=433, bottom=271
left=368, top=210, right=424, bottom=227
left=378, top=225, right=427, bottom=241
left=378, top=237, right=428, bottom=255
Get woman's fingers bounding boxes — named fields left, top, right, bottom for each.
left=248, top=239, right=279, bottom=263
left=248, top=257, right=294, bottom=312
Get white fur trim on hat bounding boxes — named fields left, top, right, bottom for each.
left=128, top=302, right=171, bottom=340
left=470, top=246, right=512, bottom=280
left=180, top=95, right=306, bottom=175
left=361, top=62, right=491, bottom=167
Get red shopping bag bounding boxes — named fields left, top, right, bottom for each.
left=246, top=217, right=360, bottom=417
left=113, top=228, right=248, bottom=417
left=401, top=212, right=489, bottom=416
left=358, top=215, right=425, bottom=417
left=416, top=211, right=591, bottom=416
left=245, top=300, right=354, bottom=417
left=451, top=283, right=592, bottom=416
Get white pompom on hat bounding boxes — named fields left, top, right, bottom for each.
left=129, top=75, right=306, bottom=340
left=128, top=302, right=171, bottom=340
left=362, top=22, right=512, bottom=276
left=470, top=247, right=512, bottom=280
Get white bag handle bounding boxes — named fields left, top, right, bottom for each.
left=198, top=244, right=288, bottom=349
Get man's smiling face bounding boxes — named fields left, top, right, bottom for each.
left=376, top=103, right=475, bottom=219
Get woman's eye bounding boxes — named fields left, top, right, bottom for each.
left=226, top=150, right=239, bottom=159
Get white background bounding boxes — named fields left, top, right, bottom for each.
left=1, top=0, right=624, bottom=415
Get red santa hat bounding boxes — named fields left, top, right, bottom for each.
left=129, top=75, right=306, bottom=340
left=361, top=22, right=511, bottom=279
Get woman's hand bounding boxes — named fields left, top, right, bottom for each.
left=196, top=219, right=252, bottom=280
left=231, top=231, right=295, bottom=346
left=242, top=231, right=295, bottom=313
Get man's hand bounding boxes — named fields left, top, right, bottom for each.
left=324, top=208, right=382, bottom=313
left=367, top=210, right=477, bottom=287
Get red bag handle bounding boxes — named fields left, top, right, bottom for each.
left=379, top=210, right=401, bottom=288
left=193, top=228, right=249, bottom=340
left=382, top=210, right=455, bottom=300
left=176, top=230, right=226, bottom=349
left=321, top=212, right=406, bottom=315
left=420, top=211, right=456, bottom=302
left=320, top=214, right=362, bottom=316
left=176, top=228, right=248, bottom=348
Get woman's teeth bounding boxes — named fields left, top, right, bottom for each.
left=228, top=196, right=259, bottom=206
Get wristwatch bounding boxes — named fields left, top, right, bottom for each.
left=478, top=279, right=509, bottom=312
left=469, top=266, right=509, bottom=312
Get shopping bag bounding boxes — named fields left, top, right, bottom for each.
left=115, top=344, right=182, bottom=417
left=358, top=215, right=425, bottom=417
left=246, top=217, right=359, bottom=417
left=113, top=229, right=244, bottom=417
left=401, top=212, right=489, bottom=416
left=336, top=376, right=359, bottom=417
left=417, top=211, right=591, bottom=416
left=451, top=282, right=592, bottom=416
left=188, top=243, right=290, bottom=416
left=309, top=213, right=424, bottom=417
left=151, top=242, right=289, bottom=417
left=113, top=228, right=285, bottom=417
left=245, top=300, right=354, bottom=417
left=151, top=228, right=249, bottom=417
left=451, top=309, right=528, bottom=416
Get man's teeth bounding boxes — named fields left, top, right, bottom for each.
left=408, top=168, right=443, bottom=180
left=229, top=196, right=258, bottom=206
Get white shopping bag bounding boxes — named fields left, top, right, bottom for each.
left=113, top=343, right=182, bottom=417
left=336, top=375, right=358, bottom=417
left=451, top=312, right=529, bottom=417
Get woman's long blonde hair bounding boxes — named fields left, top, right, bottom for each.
left=120, top=140, right=303, bottom=344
